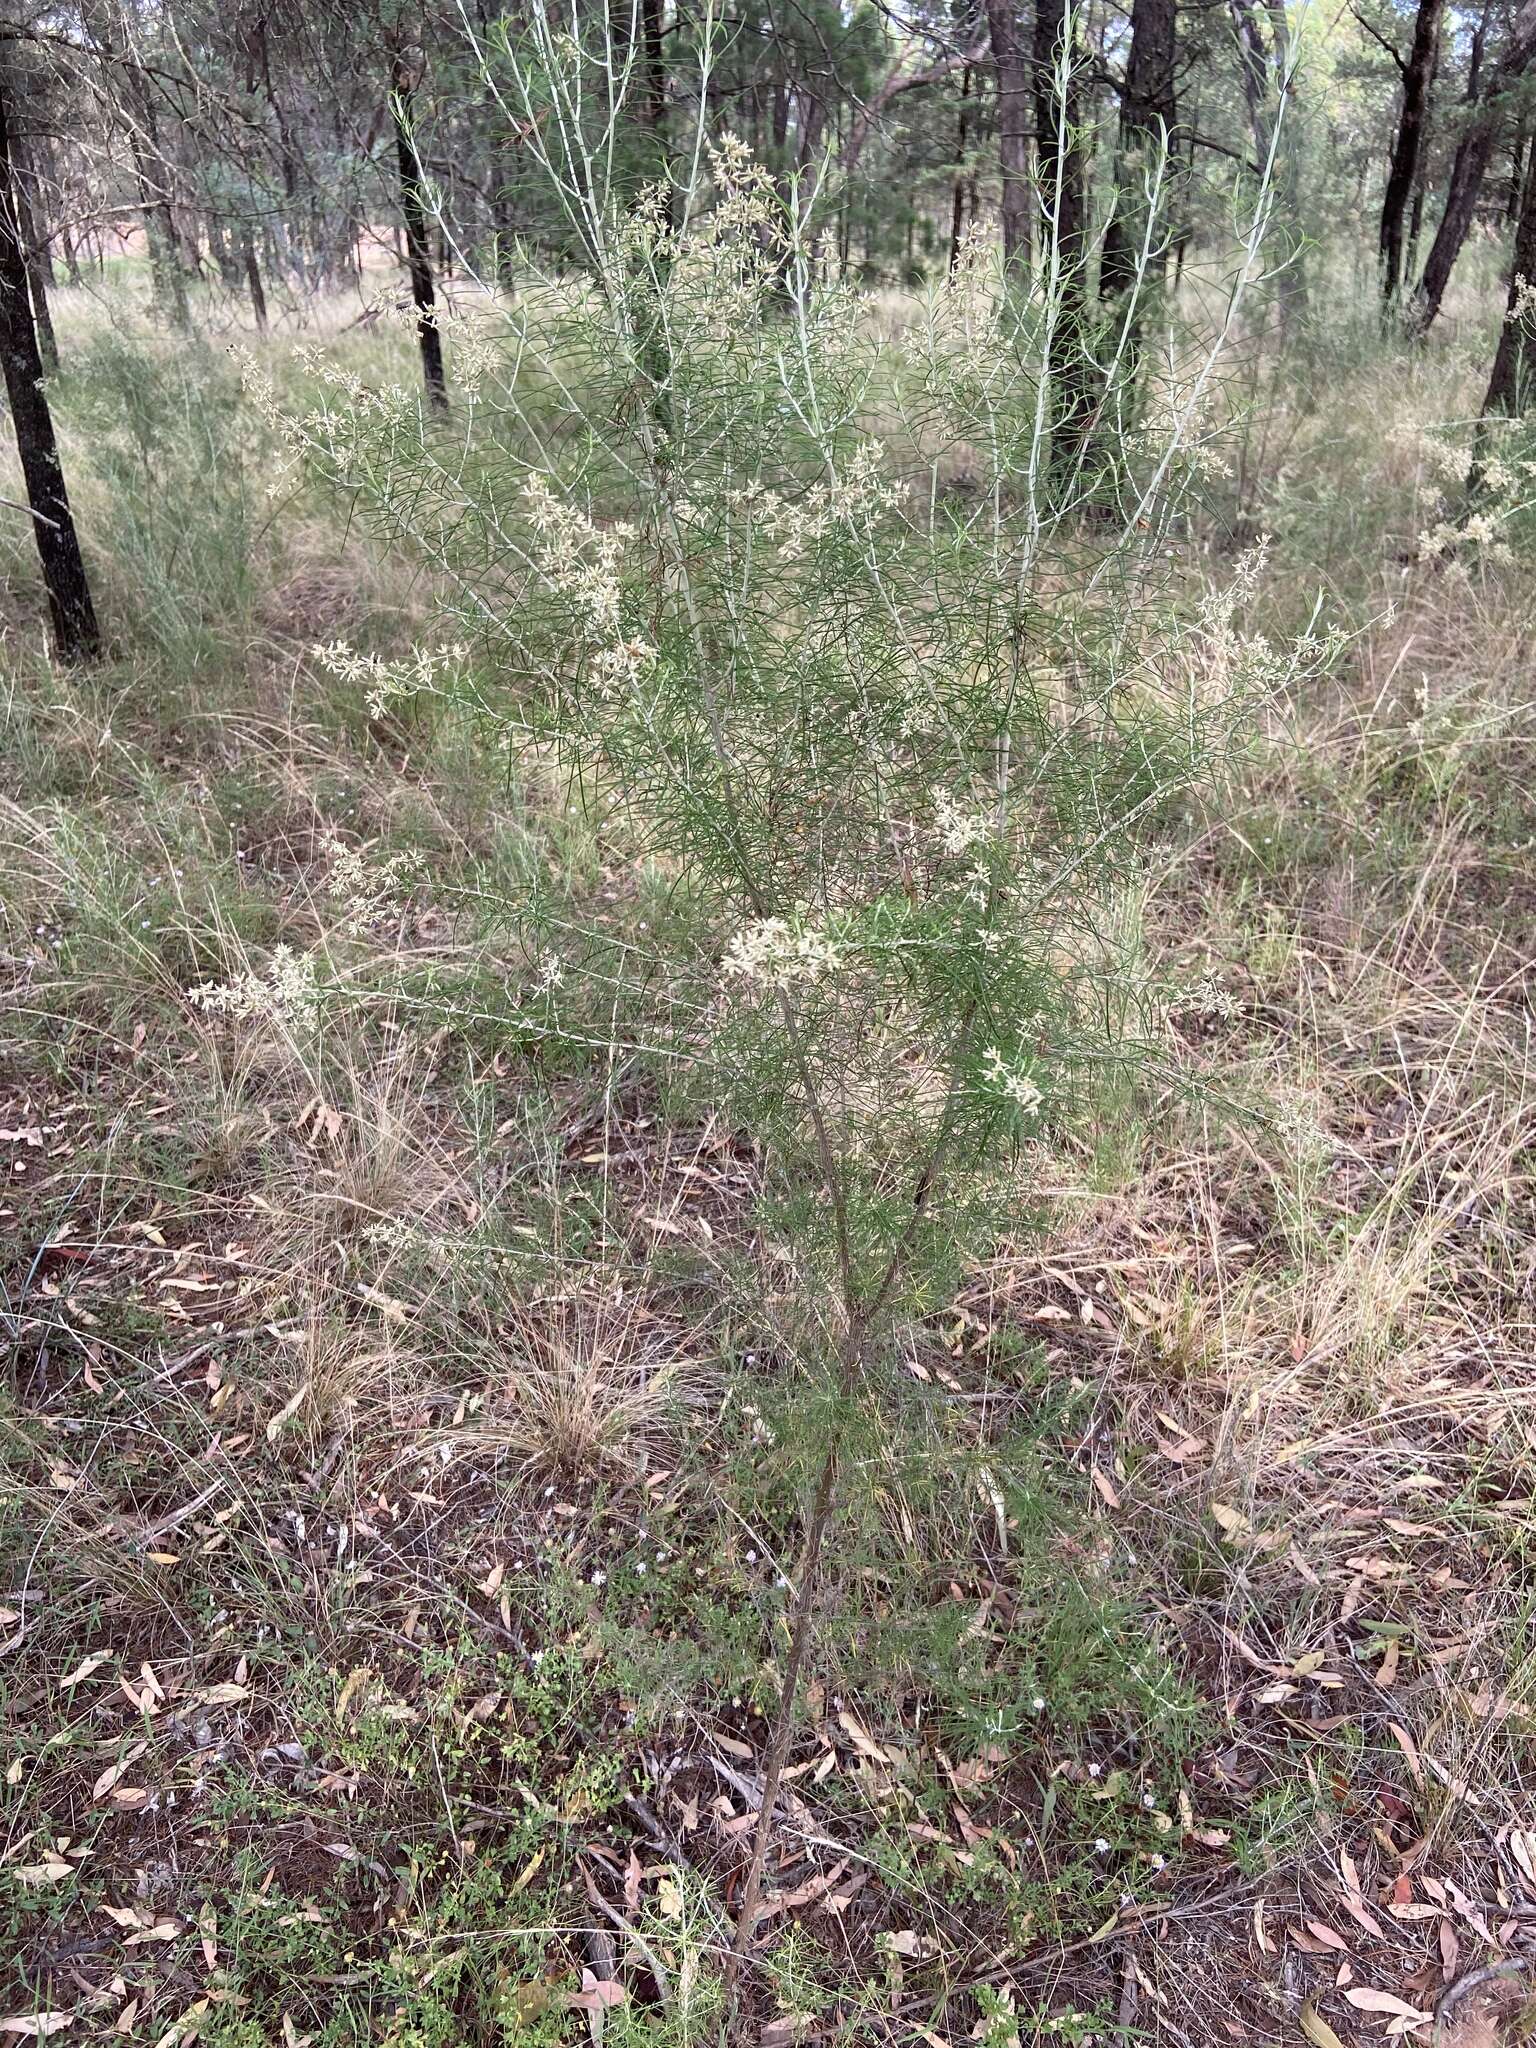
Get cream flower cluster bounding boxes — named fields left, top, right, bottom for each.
left=981, top=1046, right=1044, bottom=1118
left=189, top=946, right=321, bottom=1031
left=734, top=443, right=901, bottom=562
left=522, top=475, right=631, bottom=640
left=723, top=915, right=843, bottom=988
left=312, top=640, right=468, bottom=719
left=932, top=787, right=991, bottom=856
left=323, top=836, right=422, bottom=929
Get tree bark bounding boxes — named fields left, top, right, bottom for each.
left=0, top=63, right=99, bottom=662
left=986, top=0, right=1033, bottom=278
left=1412, top=0, right=1536, bottom=331
left=948, top=63, right=973, bottom=270
left=1379, top=0, right=1445, bottom=301
left=1508, top=117, right=1528, bottom=221
left=388, top=41, right=448, bottom=412
left=1479, top=141, right=1536, bottom=416
left=9, top=149, right=56, bottom=372
left=1035, top=0, right=1096, bottom=469
left=1101, top=0, right=1179, bottom=307
left=241, top=225, right=269, bottom=331
left=1228, top=0, right=1308, bottom=323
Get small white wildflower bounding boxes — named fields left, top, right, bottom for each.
left=522, top=475, right=627, bottom=638
left=323, top=836, right=422, bottom=930
left=1187, top=972, right=1236, bottom=1019
left=981, top=1047, right=1044, bottom=1118
left=723, top=913, right=842, bottom=989
left=591, top=637, right=657, bottom=694
left=932, top=787, right=990, bottom=856
left=313, top=639, right=467, bottom=720
left=188, top=945, right=321, bottom=1031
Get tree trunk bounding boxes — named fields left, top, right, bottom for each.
left=948, top=64, right=973, bottom=270
left=1508, top=118, right=1528, bottom=221
left=82, top=0, right=191, bottom=328
left=1412, top=0, right=1536, bottom=331
left=389, top=41, right=448, bottom=412
left=1228, top=0, right=1307, bottom=323
left=1379, top=0, right=1445, bottom=301
left=241, top=226, right=269, bottom=331
left=986, top=0, right=1033, bottom=279
left=1035, top=0, right=1096, bottom=469
left=1100, top=0, right=1178, bottom=309
left=208, top=214, right=241, bottom=290
left=10, top=158, right=57, bottom=372
left=1479, top=142, right=1536, bottom=417
left=0, top=66, right=99, bottom=662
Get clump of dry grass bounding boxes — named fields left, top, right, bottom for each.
left=435, top=1277, right=697, bottom=1481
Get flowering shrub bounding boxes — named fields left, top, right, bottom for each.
left=245, top=9, right=1333, bottom=1967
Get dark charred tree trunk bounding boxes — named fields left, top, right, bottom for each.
left=1413, top=0, right=1536, bottom=331
left=1379, top=0, right=1445, bottom=301
left=986, top=0, right=1032, bottom=279
left=241, top=225, right=269, bottom=331
left=10, top=159, right=56, bottom=371
left=0, top=64, right=99, bottom=662
left=0, top=52, right=58, bottom=368
left=1101, top=0, right=1178, bottom=312
left=640, top=0, right=669, bottom=157
left=389, top=41, right=448, bottom=412
left=1479, top=142, right=1536, bottom=418
left=1035, top=0, right=1096, bottom=471
left=948, top=63, right=973, bottom=270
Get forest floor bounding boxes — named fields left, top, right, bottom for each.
left=2, top=278, right=1534, bottom=2048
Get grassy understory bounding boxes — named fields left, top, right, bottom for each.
left=2, top=281, right=1534, bottom=2047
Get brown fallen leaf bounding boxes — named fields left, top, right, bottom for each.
left=754, top=1858, right=853, bottom=1920
left=836, top=1710, right=901, bottom=1765
left=58, top=1652, right=110, bottom=1690
left=1342, top=1987, right=1430, bottom=2020
left=1306, top=1921, right=1350, bottom=1952
left=1253, top=1899, right=1277, bottom=1955
left=567, top=1973, right=627, bottom=2013
left=122, top=1920, right=180, bottom=1946
left=92, top=1745, right=147, bottom=1802
left=1090, top=1466, right=1120, bottom=1509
